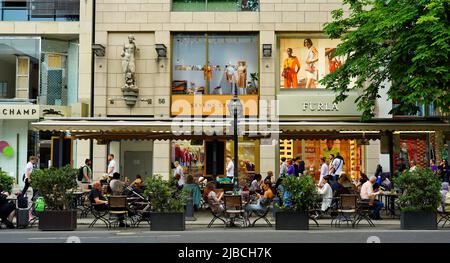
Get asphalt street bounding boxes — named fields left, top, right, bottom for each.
left=1, top=226, right=450, bottom=243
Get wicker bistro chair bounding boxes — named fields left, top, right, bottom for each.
left=108, top=196, right=130, bottom=228
left=354, top=199, right=376, bottom=227
left=224, top=195, right=248, bottom=227
left=332, top=194, right=358, bottom=227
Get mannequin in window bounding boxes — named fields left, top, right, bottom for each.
left=237, top=61, right=247, bottom=95
left=225, top=62, right=237, bottom=94
left=304, top=39, right=319, bottom=89
left=282, top=48, right=301, bottom=89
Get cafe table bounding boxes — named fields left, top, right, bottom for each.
left=379, top=191, right=400, bottom=218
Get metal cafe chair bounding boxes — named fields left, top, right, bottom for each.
left=224, top=195, right=248, bottom=227
left=108, top=196, right=130, bottom=228
left=333, top=194, right=358, bottom=227
left=354, top=199, right=376, bottom=227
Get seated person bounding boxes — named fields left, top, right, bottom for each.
left=89, top=182, right=108, bottom=211
left=360, top=176, right=384, bottom=220
left=183, top=175, right=202, bottom=209
left=100, top=174, right=109, bottom=186
left=109, top=172, right=125, bottom=196
left=438, top=182, right=450, bottom=212
left=317, top=175, right=333, bottom=213
left=245, top=182, right=274, bottom=215
left=265, top=171, right=275, bottom=184
left=249, top=173, right=263, bottom=194
left=206, top=182, right=224, bottom=214
left=0, top=191, right=16, bottom=229
left=130, top=175, right=144, bottom=191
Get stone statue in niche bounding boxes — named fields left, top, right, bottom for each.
left=120, top=34, right=139, bottom=106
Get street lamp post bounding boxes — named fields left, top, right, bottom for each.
left=228, top=86, right=243, bottom=193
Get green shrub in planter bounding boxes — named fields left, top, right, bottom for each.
left=31, top=166, right=78, bottom=231
left=144, top=175, right=186, bottom=231
left=0, top=169, right=14, bottom=193
left=395, top=167, right=441, bottom=230
left=275, top=175, right=318, bottom=230
left=31, top=166, right=78, bottom=210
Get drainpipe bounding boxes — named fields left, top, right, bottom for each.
left=89, top=0, right=96, bottom=167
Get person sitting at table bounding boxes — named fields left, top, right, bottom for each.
left=130, top=175, right=144, bottom=191
left=110, top=172, right=125, bottom=196
left=0, top=191, right=16, bottom=229
left=245, top=182, right=274, bottom=215
left=317, top=175, right=333, bottom=214
left=360, top=175, right=384, bottom=220
left=183, top=175, right=202, bottom=210
left=89, top=182, right=108, bottom=211
left=438, top=182, right=450, bottom=213
left=206, top=182, right=224, bottom=213
left=249, top=173, right=263, bottom=194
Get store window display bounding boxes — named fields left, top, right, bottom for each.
left=226, top=139, right=259, bottom=183
left=171, top=140, right=205, bottom=181
left=393, top=137, right=436, bottom=172
left=172, top=33, right=258, bottom=95
left=279, top=139, right=362, bottom=180
left=279, top=37, right=343, bottom=90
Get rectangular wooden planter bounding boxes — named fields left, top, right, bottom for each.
left=400, top=211, right=437, bottom=230
left=275, top=211, right=309, bottom=230
left=150, top=212, right=185, bottom=231
left=38, top=210, right=77, bottom=231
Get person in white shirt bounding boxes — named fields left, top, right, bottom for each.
left=318, top=157, right=329, bottom=186
left=409, top=160, right=417, bottom=172
left=360, top=176, right=384, bottom=220
left=317, top=175, right=333, bottom=212
left=174, top=161, right=185, bottom=187
left=21, top=156, right=38, bottom=196
left=226, top=156, right=234, bottom=181
left=107, top=154, right=118, bottom=177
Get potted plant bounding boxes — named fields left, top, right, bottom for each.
left=275, top=175, right=318, bottom=230
left=0, top=169, right=14, bottom=194
left=395, top=167, right=441, bottom=230
left=145, top=175, right=186, bottom=231
left=31, top=166, right=78, bottom=231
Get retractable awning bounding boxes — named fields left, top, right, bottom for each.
left=31, top=117, right=450, bottom=141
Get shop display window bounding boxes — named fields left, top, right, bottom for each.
left=172, top=33, right=258, bottom=95
left=172, top=0, right=259, bottom=12
left=171, top=140, right=205, bottom=181
left=279, top=139, right=362, bottom=180
left=226, top=139, right=259, bottom=182
left=394, top=136, right=435, bottom=172
left=278, top=37, right=343, bottom=90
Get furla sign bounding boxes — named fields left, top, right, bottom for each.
left=278, top=94, right=361, bottom=116
left=0, top=105, right=39, bottom=119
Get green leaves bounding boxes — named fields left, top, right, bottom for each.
left=30, top=166, right=78, bottom=211
left=321, top=0, right=450, bottom=120
left=280, top=175, right=319, bottom=212
left=0, top=169, right=14, bottom=193
left=144, top=175, right=186, bottom=213
left=394, top=167, right=442, bottom=212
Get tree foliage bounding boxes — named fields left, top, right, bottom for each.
left=321, top=0, right=450, bottom=120
left=394, top=167, right=441, bottom=212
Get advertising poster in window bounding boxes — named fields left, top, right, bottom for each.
left=279, top=38, right=343, bottom=90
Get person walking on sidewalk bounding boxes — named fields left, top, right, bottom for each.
left=21, top=156, right=38, bottom=197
